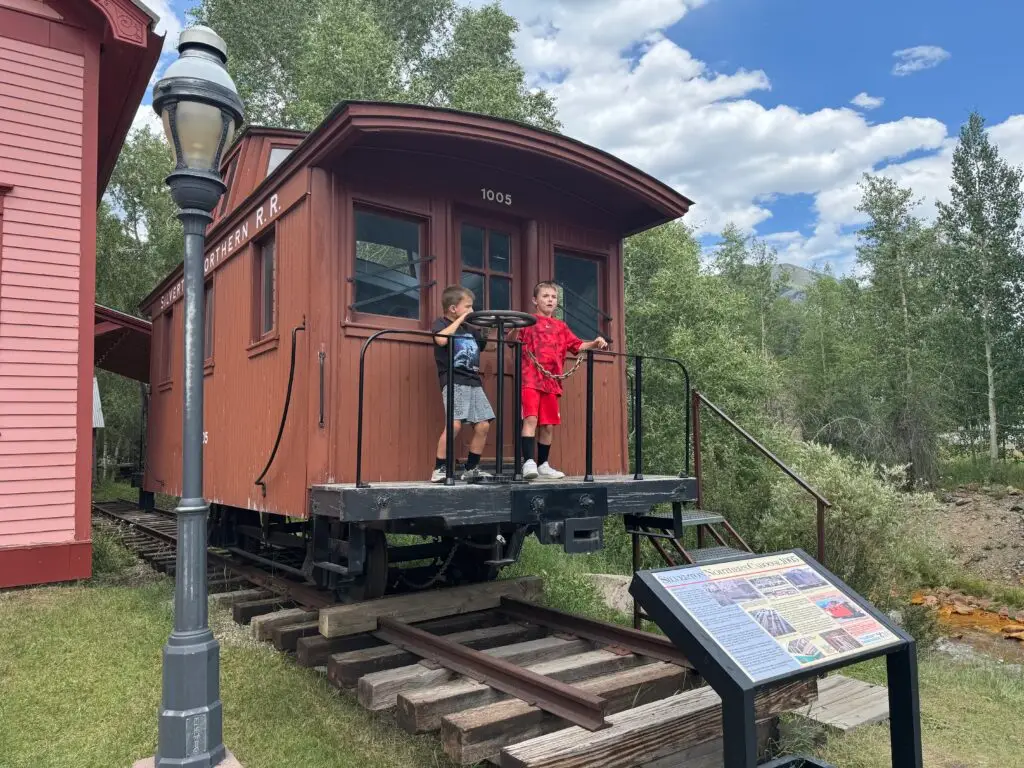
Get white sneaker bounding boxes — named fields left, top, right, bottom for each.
left=430, top=467, right=447, bottom=483
left=521, top=459, right=539, bottom=479
left=538, top=462, right=565, bottom=479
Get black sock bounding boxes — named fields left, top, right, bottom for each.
left=466, top=452, right=481, bottom=470
left=538, top=443, right=551, bottom=466
left=435, top=456, right=446, bottom=470
left=521, top=436, right=535, bottom=462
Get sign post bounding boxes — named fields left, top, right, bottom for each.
left=629, top=549, right=922, bottom=768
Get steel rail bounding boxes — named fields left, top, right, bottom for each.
left=374, top=616, right=609, bottom=731
left=498, top=597, right=694, bottom=669
left=92, top=502, right=334, bottom=609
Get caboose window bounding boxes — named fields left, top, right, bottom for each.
left=353, top=208, right=424, bottom=320
left=267, top=147, right=291, bottom=176
left=459, top=224, right=512, bottom=311
left=204, top=278, right=214, bottom=362
left=555, top=251, right=605, bottom=341
left=254, top=233, right=276, bottom=339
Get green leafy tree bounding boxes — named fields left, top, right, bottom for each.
left=188, top=0, right=558, bottom=130
left=853, top=174, right=947, bottom=485
left=936, top=111, right=1024, bottom=462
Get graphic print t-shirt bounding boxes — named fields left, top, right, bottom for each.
left=432, top=317, right=488, bottom=389
left=518, top=314, right=583, bottom=396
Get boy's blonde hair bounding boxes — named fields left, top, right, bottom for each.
left=533, top=281, right=558, bottom=297
left=441, top=284, right=474, bottom=312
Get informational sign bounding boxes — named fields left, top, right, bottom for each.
left=651, top=551, right=901, bottom=683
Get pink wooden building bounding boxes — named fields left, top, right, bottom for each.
left=0, top=0, right=162, bottom=588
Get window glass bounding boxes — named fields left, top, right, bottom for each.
left=490, top=276, right=511, bottom=310
left=489, top=231, right=510, bottom=273
left=354, top=209, right=423, bottom=319
left=461, top=271, right=484, bottom=307
left=260, top=239, right=275, bottom=335
left=461, top=225, right=484, bottom=268
left=267, top=147, right=291, bottom=176
left=554, top=251, right=601, bottom=340
left=204, top=280, right=214, bottom=360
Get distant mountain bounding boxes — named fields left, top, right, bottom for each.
left=772, top=263, right=820, bottom=302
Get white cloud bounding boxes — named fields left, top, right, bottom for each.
left=891, top=45, right=951, bottom=76
left=468, top=2, right=1021, bottom=273
left=145, top=0, right=185, bottom=54
left=850, top=92, right=884, bottom=110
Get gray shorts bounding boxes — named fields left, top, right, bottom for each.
left=441, top=384, right=495, bottom=424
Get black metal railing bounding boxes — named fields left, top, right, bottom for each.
left=354, top=324, right=693, bottom=489
left=692, top=390, right=831, bottom=563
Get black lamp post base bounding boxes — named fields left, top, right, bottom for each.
left=155, top=629, right=224, bottom=767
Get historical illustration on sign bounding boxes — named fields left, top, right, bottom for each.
left=652, top=552, right=901, bottom=682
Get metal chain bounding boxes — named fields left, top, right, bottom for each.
left=396, top=539, right=460, bottom=590
left=525, top=348, right=584, bottom=381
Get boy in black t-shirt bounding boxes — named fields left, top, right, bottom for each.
left=430, top=285, right=495, bottom=483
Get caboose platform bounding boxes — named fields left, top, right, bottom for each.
left=311, top=474, right=698, bottom=527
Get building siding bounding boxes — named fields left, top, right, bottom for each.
left=0, top=33, right=83, bottom=549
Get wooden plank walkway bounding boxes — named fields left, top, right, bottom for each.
left=792, top=674, right=890, bottom=732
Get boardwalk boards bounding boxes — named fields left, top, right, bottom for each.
left=630, top=548, right=923, bottom=768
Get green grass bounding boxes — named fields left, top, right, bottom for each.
left=779, top=652, right=1024, bottom=768
left=939, top=455, right=1024, bottom=489
left=0, top=577, right=454, bottom=768
left=921, top=568, right=1024, bottom=611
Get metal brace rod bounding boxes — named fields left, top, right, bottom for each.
left=498, top=597, right=694, bottom=669
left=374, top=616, right=609, bottom=731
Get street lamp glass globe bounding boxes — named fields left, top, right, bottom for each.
left=161, top=100, right=235, bottom=170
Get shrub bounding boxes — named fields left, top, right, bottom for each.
left=745, top=439, right=942, bottom=604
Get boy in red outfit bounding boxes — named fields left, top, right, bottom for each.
left=518, top=281, right=608, bottom=479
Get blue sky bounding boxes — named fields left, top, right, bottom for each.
left=140, top=0, right=1024, bottom=275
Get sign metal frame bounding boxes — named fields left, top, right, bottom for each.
left=629, top=548, right=923, bottom=768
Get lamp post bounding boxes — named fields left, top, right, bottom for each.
left=151, top=26, right=243, bottom=768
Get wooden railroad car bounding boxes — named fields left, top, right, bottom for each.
left=138, top=101, right=700, bottom=599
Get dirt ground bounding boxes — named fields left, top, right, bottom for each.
left=932, top=485, right=1024, bottom=585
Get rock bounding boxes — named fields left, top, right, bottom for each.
left=1008, top=487, right=1021, bottom=496
left=1015, top=612, right=1024, bottom=623
left=952, top=603, right=974, bottom=615
left=955, top=498, right=971, bottom=507
left=998, top=607, right=1011, bottom=619
left=977, top=598, right=994, bottom=610
left=923, top=595, right=939, bottom=607
left=587, top=573, right=633, bottom=615
left=940, top=493, right=956, bottom=504
left=1013, top=505, right=1024, bottom=512
left=1006, top=632, right=1024, bottom=642
left=1000, top=624, right=1024, bottom=634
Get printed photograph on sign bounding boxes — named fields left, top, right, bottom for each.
left=782, top=567, right=828, bottom=590
left=748, top=607, right=796, bottom=638
left=787, top=637, right=825, bottom=664
left=750, top=574, right=800, bottom=598
left=816, top=597, right=867, bottom=622
left=820, top=628, right=862, bottom=653
left=704, top=578, right=762, bottom=606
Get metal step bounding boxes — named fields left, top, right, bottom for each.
left=626, top=510, right=724, bottom=532
left=690, top=545, right=748, bottom=564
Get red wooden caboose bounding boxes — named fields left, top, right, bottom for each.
left=139, top=102, right=706, bottom=598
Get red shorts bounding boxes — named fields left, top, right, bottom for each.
left=521, top=387, right=560, bottom=426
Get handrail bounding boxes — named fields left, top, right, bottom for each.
left=692, top=389, right=831, bottom=563
left=354, top=330, right=694, bottom=487
left=254, top=318, right=306, bottom=497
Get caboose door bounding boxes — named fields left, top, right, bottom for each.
left=454, top=215, right=522, bottom=465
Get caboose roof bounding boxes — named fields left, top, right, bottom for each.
left=141, top=100, right=694, bottom=313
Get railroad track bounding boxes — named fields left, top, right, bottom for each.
left=91, top=500, right=333, bottom=609
left=94, top=500, right=820, bottom=765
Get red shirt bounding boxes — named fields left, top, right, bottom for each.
left=517, top=314, right=583, bottom=395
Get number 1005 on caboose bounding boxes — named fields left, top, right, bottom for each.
left=139, top=101, right=699, bottom=601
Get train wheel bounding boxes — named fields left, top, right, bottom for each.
left=345, top=527, right=388, bottom=602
